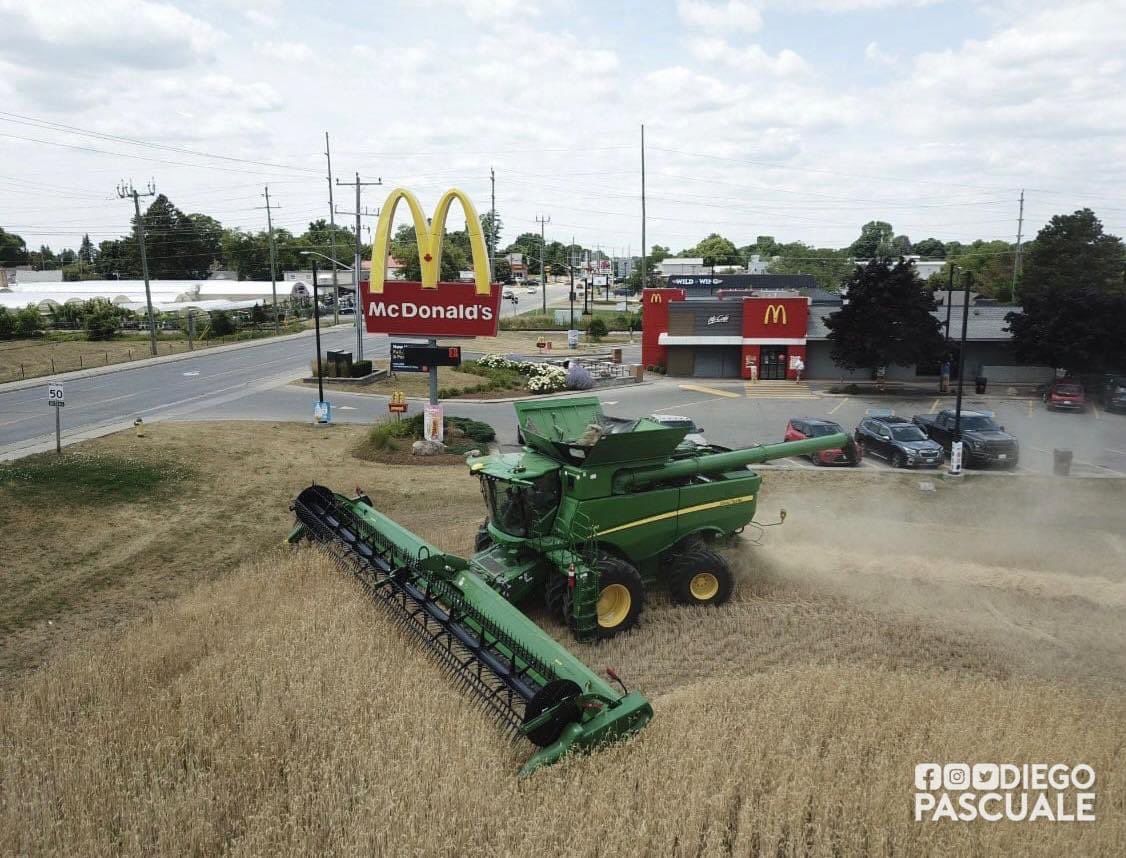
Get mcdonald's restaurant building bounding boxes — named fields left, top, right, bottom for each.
left=641, top=288, right=812, bottom=380
left=641, top=287, right=1033, bottom=382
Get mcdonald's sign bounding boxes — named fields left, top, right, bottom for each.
left=763, top=304, right=788, bottom=326
left=363, top=188, right=501, bottom=337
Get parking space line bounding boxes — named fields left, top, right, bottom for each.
left=1107, top=449, right=1126, bottom=457
left=930, top=398, right=940, bottom=413
left=828, top=398, right=846, bottom=414
left=1092, top=404, right=1100, bottom=420
left=677, top=384, right=740, bottom=399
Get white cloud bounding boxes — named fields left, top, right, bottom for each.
left=677, top=0, right=763, bottom=34
left=765, top=0, right=940, bottom=8
left=864, top=41, right=898, bottom=65
left=0, top=0, right=223, bottom=70
left=688, top=37, right=810, bottom=76
left=255, top=40, right=313, bottom=62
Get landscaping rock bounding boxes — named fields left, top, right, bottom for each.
left=411, top=439, right=446, bottom=457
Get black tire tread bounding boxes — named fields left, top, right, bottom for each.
left=667, top=546, right=735, bottom=607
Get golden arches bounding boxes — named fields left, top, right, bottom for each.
left=369, top=187, right=492, bottom=296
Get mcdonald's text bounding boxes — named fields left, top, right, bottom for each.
left=363, top=279, right=502, bottom=337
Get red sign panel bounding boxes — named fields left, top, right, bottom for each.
left=362, top=280, right=502, bottom=338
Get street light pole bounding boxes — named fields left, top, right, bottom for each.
left=951, top=270, right=972, bottom=474
left=312, top=259, right=324, bottom=405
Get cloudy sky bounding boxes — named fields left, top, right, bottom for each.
left=1, top=0, right=1124, bottom=257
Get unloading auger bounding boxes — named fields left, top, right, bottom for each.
left=289, top=484, right=652, bottom=777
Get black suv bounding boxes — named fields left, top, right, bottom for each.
left=854, top=414, right=944, bottom=469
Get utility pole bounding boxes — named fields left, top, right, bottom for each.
left=335, top=172, right=382, bottom=361
left=490, top=167, right=496, bottom=282
left=325, top=132, right=340, bottom=325
left=569, top=235, right=576, bottom=330
left=536, top=214, right=550, bottom=314
left=1011, top=189, right=1025, bottom=301
left=640, top=123, right=647, bottom=290
left=117, top=180, right=158, bottom=356
left=260, top=186, right=280, bottom=334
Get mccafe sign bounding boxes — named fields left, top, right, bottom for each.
left=363, top=187, right=501, bottom=338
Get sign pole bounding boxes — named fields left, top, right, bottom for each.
left=55, top=405, right=61, bottom=454
left=48, top=381, right=65, bottom=453
left=313, top=259, right=324, bottom=404
left=428, top=337, right=438, bottom=406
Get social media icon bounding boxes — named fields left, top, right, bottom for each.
left=972, top=763, right=1000, bottom=790
left=944, top=763, right=970, bottom=790
left=915, top=763, right=941, bottom=790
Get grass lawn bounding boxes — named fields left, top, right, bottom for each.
left=0, top=324, right=307, bottom=383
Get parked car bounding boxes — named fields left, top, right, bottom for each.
left=854, top=414, right=943, bottom=469
left=1103, top=375, right=1126, bottom=413
left=502, top=288, right=516, bottom=299
left=338, top=307, right=355, bottom=317
left=784, top=418, right=860, bottom=466
left=1044, top=378, right=1087, bottom=411
left=525, top=286, right=537, bottom=294
left=912, top=409, right=1018, bottom=468
left=649, top=414, right=709, bottom=447
left=526, top=277, right=540, bottom=286
left=612, top=287, right=632, bottom=296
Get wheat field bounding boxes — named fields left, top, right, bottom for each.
left=2, top=549, right=1123, bottom=857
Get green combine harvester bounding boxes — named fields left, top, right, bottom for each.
left=290, top=396, right=848, bottom=775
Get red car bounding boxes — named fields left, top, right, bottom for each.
left=784, top=418, right=861, bottom=466
left=1044, top=379, right=1087, bottom=412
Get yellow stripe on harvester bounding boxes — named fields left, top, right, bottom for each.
left=596, top=494, right=756, bottom=537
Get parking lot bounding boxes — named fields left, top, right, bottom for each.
left=529, top=379, right=1126, bottom=478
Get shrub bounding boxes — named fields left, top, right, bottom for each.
left=208, top=310, right=236, bottom=337
left=351, top=360, right=373, bottom=378
left=565, top=362, right=595, bottom=390
left=587, top=318, right=608, bottom=341
left=83, top=306, right=120, bottom=341
left=526, top=365, right=567, bottom=393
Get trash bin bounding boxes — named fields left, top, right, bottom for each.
left=1053, top=449, right=1072, bottom=476
left=327, top=349, right=353, bottom=377
left=611, top=347, right=622, bottom=364
left=567, top=330, right=579, bottom=349
left=975, top=376, right=987, bottom=394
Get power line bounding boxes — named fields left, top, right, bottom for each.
left=116, top=180, right=159, bottom=356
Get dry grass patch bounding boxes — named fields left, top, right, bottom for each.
left=1, top=551, right=1122, bottom=857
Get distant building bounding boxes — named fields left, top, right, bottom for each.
left=3, top=268, right=64, bottom=284
left=854, top=255, right=945, bottom=280
left=659, top=257, right=707, bottom=276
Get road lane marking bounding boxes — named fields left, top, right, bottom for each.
left=1027, top=400, right=1033, bottom=416
left=1092, top=404, right=1100, bottom=420
left=678, top=383, right=740, bottom=399
left=1106, top=449, right=1126, bottom=457
left=828, top=398, right=846, bottom=414
left=930, top=398, right=940, bottom=413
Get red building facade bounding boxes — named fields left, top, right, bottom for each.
left=641, top=289, right=810, bottom=380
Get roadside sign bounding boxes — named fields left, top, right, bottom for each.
left=392, top=342, right=462, bottom=372
left=48, top=382, right=65, bottom=407
left=389, top=391, right=408, bottom=414
left=314, top=401, right=331, bottom=424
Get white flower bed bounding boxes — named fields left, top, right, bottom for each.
left=478, top=354, right=568, bottom=394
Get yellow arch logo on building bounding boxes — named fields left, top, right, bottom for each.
left=369, top=188, right=492, bottom=296
left=763, top=304, right=787, bottom=325
left=649, top=292, right=663, bottom=303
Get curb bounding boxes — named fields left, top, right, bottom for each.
left=291, top=379, right=657, bottom=405
left=0, top=324, right=354, bottom=394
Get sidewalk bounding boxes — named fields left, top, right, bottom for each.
left=813, top=380, right=1042, bottom=399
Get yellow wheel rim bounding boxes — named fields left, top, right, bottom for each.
left=689, top=572, right=720, bottom=601
left=597, top=583, right=632, bottom=628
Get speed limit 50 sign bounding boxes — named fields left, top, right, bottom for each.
left=48, top=382, right=65, bottom=407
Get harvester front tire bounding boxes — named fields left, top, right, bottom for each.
left=565, top=556, right=645, bottom=640
left=544, top=572, right=569, bottom=622
left=669, top=547, right=734, bottom=608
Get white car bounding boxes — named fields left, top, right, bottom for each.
left=503, top=289, right=516, bottom=299
left=649, top=414, right=709, bottom=447
left=525, top=286, right=537, bottom=294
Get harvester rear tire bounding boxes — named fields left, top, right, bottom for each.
left=474, top=520, right=493, bottom=552
left=668, top=547, right=734, bottom=608
left=565, top=556, right=645, bottom=640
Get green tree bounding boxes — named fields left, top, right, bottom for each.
left=94, top=238, right=137, bottom=278
left=83, top=299, right=125, bottom=341
left=140, top=195, right=218, bottom=279
left=78, top=233, right=95, bottom=264
left=63, top=261, right=99, bottom=282
left=0, top=227, right=29, bottom=265
left=942, top=240, right=1018, bottom=301
left=59, top=248, right=78, bottom=266
left=824, top=259, right=944, bottom=370
left=689, top=233, right=741, bottom=266
left=1019, top=209, right=1125, bottom=301
left=768, top=243, right=853, bottom=291
left=848, top=220, right=895, bottom=259
left=29, top=245, right=58, bottom=270
left=649, top=244, right=671, bottom=264
left=221, top=229, right=273, bottom=280
left=913, top=237, right=946, bottom=258
left=480, top=211, right=503, bottom=254
left=741, top=236, right=781, bottom=258
left=208, top=309, right=236, bottom=337
left=1006, top=288, right=1126, bottom=373
left=891, top=235, right=913, bottom=255
left=250, top=303, right=268, bottom=327
left=301, top=219, right=357, bottom=264
left=391, top=224, right=465, bottom=281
